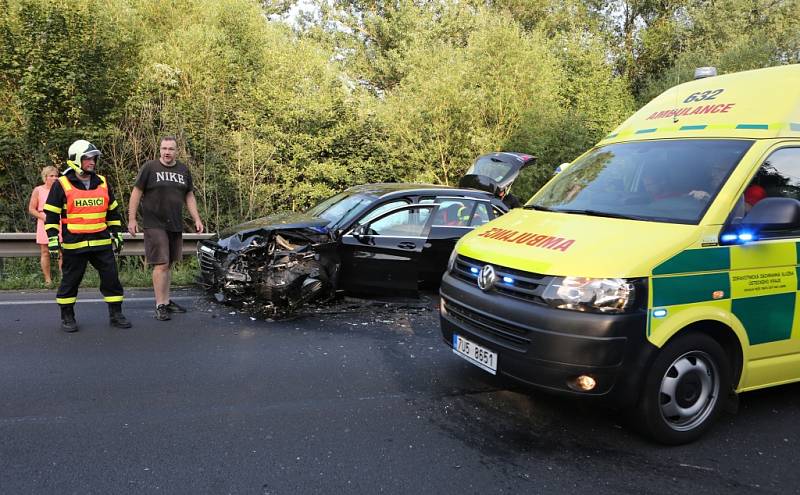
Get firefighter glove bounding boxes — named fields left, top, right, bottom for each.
left=48, top=236, right=60, bottom=259
left=111, top=232, right=124, bottom=254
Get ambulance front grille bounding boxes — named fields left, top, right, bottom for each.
left=452, top=255, right=552, bottom=305
left=442, top=297, right=529, bottom=351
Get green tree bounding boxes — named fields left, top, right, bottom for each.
left=0, top=0, right=139, bottom=231
left=118, top=0, right=391, bottom=229
left=636, top=0, right=800, bottom=103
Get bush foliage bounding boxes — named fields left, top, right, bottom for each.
left=1, top=0, right=798, bottom=232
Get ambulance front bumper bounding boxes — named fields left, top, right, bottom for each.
left=439, top=271, right=655, bottom=407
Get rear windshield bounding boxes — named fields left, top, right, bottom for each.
left=529, top=139, right=754, bottom=224
left=467, top=156, right=516, bottom=182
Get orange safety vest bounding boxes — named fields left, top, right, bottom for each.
left=59, top=175, right=109, bottom=234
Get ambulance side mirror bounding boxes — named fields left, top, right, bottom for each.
left=720, top=197, right=800, bottom=245
left=743, top=197, right=800, bottom=230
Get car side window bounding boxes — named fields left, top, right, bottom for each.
left=470, top=202, right=491, bottom=226
left=368, top=207, right=432, bottom=237
left=431, top=199, right=477, bottom=227
left=736, top=147, right=800, bottom=236
left=358, top=200, right=409, bottom=225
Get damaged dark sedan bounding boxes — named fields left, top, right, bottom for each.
left=197, top=152, right=534, bottom=313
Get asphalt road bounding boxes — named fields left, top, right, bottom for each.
left=0, top=288, right=798, bottom=494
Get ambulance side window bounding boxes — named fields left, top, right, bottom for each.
left=738, top=147, right=800, bottom=234
left=752, top=148, right=800, bottom=201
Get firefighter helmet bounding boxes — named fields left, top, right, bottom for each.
left=66, top=140, right=102, bottom=174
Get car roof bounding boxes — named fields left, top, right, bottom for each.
left=345, top=182, right=497, bottom=200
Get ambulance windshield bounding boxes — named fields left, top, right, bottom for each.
left=530, top=139, right=754, bottom=224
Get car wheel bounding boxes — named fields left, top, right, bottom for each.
left=635, top=333, right=731, bottom=445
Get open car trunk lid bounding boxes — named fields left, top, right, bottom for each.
left=458, top=152, right=535, bottom=195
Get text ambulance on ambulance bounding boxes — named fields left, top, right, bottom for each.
left=439, top=64, right=800, bottom=444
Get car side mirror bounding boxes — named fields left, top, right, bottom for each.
left=351, top=224, right=372, bottom=243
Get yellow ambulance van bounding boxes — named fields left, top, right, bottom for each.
left=439, top=64, right=800, bottom=444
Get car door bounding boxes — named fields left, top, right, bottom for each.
left=419, top=196, right=494, bottom=284
left=338, top=204, right=438, bottom=295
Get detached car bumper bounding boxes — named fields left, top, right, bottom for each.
left=440, top=271, right=655, bottom=407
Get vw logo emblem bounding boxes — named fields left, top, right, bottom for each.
left=477, top=265, right=496, bottom=291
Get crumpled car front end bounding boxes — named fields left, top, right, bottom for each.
left=198, top=214, right=340, bottom=315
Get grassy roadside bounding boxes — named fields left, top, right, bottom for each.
left=0, top=256, right=200, bottom=290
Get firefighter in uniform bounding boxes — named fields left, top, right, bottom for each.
left=43, top=140, right=132, bottom=332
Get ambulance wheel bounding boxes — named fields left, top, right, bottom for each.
left=636, top=333, right=731, bottom=445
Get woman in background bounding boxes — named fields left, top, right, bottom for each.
left=28, top=166, right=60, bottom=286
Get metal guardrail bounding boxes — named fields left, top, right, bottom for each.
left=0, top=233, right=213, bottom=257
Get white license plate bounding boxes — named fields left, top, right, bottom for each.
left=453, top=334, right=497, bottom=375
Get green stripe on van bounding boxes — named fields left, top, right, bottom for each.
left=735, top=124, right=769, bottom=130
left=679, top=125, right=707, bottom=131
left=732, top=292, right=795, bottom=345
left=792, top=123, right=800, bottom=131
left=635, top=128, right=658, bottom=134
left=652, top=273, right=730, bottom=306
left=653, top=247, right=730, bottom=275
left=796, top=241, right=800, bottom=270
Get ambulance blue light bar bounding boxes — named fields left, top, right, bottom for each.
left=720, top=230, right=757, bottom=245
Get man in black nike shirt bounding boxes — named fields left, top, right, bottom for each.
left=128, top=136, right=204, bottom=321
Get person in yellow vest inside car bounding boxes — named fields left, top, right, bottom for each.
left=43, top=140, right=131, bottom=332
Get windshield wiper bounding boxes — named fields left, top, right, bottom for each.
left=553, top=208, right=646, bottom=221
left=523, top=204, right=553, bottom=211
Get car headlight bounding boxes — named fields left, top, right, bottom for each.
left=542, top=276, right=638, bottom=314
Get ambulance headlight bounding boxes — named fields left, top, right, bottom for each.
left=542, top=276, right=638, bottom=314
left=447, top=248, right=459, bottom=273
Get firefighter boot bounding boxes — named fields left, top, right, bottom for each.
left=60, top=305, right=78, bottom=333
left=108, top=303, right=132, bottom=329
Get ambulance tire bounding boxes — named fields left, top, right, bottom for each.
left=635, top=333, right=731, bottom=445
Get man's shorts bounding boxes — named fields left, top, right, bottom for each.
left=143, top=229, right=183, bottom=265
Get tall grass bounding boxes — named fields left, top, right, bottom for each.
left=0, top=256, right=199, bottom=290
